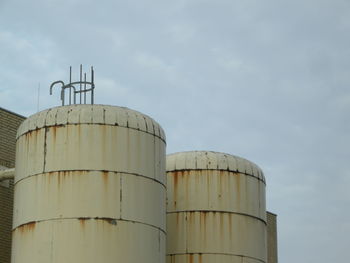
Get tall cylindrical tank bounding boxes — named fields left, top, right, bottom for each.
left=12, top=105, right=166, bottom=263
left=166, top=151, right=267, bottom=263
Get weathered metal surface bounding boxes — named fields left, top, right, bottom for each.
left=16, top=105, right=166, bottom=141
left=15, top=129, right=45, bottom=180
left=12, top=219, right=165, bottom=263
left=13, top=105, right=166, bottom=263
left=14, top=171, right=165, bottom=229
left=166, top=151, right=267, bottom=263
left=15, top=106, right=165, bottom=186
left=167, top=151, right=265, bottom=183
left=167, top=170, right=266, bottom=221
left=167, top=254, right=263, bottom=263
left=167, top=212, right=266, bottom=258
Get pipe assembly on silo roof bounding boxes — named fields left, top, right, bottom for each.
left=12, top=105, right=166, bottom=263
left=166, top=151, right=267, bottom=263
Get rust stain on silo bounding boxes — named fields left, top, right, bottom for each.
left=218, top=171, right=225, bottom=201
left=173, top=170, right=182, bottom=191
left=57, top=171, right=62, bottom=187
left=188, top=211, right=195, bottom=226
left=18, top=221, right=36, bottom=234
left=200, top=211, right=207, bottom=225
left=198, top=254, right=202, bottom=263
left=219, top=212, right=224, bottom=236
left=78, top=217, right=88, bottom=228
left=102, top=171, right=109, bottom=188
left=51, top=126, right=57, bottom=141
left=234, top=172, right=241, bottom=203
left=172, top=170, right=184, bottom=205
left=200, top=212, right=207, bottom=241
left=228, top=213, right=233, bottom=241
left=188, top=254, right=193, bottom=263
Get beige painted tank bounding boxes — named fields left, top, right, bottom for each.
left=166, top=151, right=267, bottom=263
left=12, top=105, right=166, bottom=263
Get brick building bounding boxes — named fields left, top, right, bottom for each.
left=267, top=212, right=278, bottom=263
left=0, top=107, right=25, bottom=263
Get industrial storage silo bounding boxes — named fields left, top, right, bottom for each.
left=166, top=151, right=267, bottom=263
left=12, top=105, right=166, bottom=263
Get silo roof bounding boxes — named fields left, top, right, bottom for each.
left=167, top=151, right=265, bottom=183
left=16, top=104, right=166, bottom=142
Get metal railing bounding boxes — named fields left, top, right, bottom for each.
left=50, top=65, right=95, bottom=106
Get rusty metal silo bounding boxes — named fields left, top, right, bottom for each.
left=12, top=105, right=166, bottom=263
left=166, top=151, right=267, bottom=263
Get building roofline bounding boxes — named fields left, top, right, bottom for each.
left=267, top=211, right=277, bottom=216
left=0, top=106, right=26, bottom=119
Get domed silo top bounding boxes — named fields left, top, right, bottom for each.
left=166, top=151, right=265, bottom=183
left=16, top=104, right=166, bottom=142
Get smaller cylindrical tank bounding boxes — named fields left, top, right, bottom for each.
left=166, top=151, right=267, bottom=263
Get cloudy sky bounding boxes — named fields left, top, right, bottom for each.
left=1, top=0, right=349, bottom=262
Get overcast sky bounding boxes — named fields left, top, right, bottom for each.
left=1, top=0, right=349, bottom=262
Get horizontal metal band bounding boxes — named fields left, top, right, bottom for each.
left=17, top=123, right=166, bottom=144
left=167, top=210, right=267, bottom=225
left=14, top=169, right=166, bottom=188
left=167, top=169, right=266, bottom=184
left=167, top=253, right=265, bottom=263
left=12, top=216, right=166, bottom=235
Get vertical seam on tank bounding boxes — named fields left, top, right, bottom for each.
left=103, top=107, right=106, bottom=123
left=154, top=135, right=157, bottom=183
left=135, top=112, right=140, bottom=131
left=258, top=181, right=261, bottom=218
left=120, top=175, right=123, bottom=218
left=185, top=212, right=188, bottom=253
left=42, top=108, right=51, bottom=173
left=50, top=223, right=54, bottom=262
left=43, top=127, right=48, bottom=172
left=142, top=115, right=148, bottom=132
left=158, top=229, right=161, bottom=252
left=54, top=107, right=58, bottom=126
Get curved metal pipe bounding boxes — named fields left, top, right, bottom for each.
left=0, top=168, right=15, bottom=182
left=49, top=81, right=65, bottom=95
